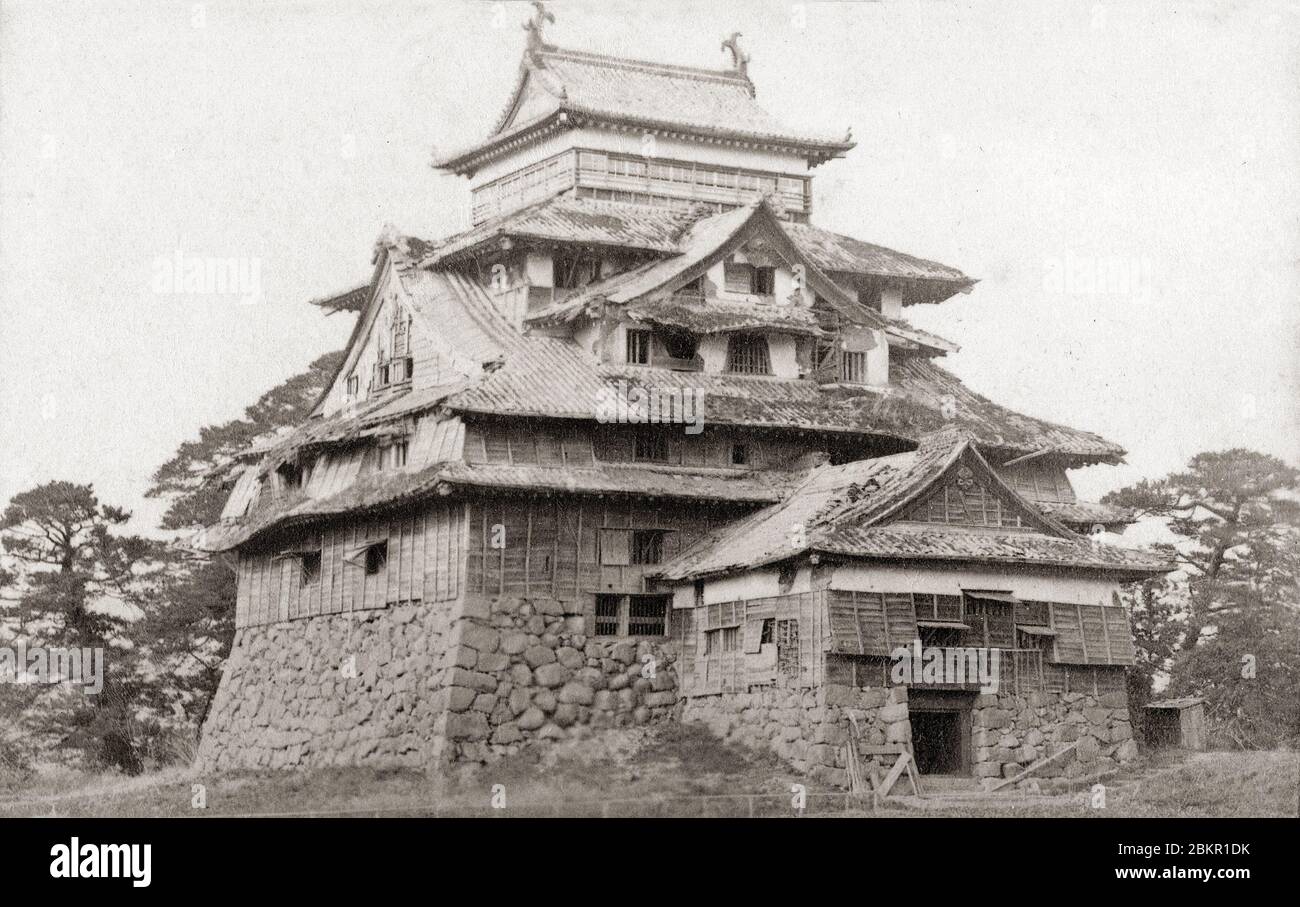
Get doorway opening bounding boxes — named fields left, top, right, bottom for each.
left=910, top=710, right=966, bottom=775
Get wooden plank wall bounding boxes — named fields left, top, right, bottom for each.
left=235, top=502, right=466, bottom=628
left=465, top=497, right=737, bottom=599
left=463, top=421, right=808, bottom=470
left=689, top=591, right=826, bottom=694
left=1048, top=601, right=1135, bottom=666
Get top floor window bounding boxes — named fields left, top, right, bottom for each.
left=724, top=262, right=776, bottom=297
left=726, top=333, right=772, bottom=375
left=391, top=312, right=410, bottom=357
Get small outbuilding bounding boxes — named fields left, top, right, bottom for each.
left=1143, top=697, right=1206, bottom=750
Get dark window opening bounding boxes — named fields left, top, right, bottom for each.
left=554, top=254, right=602, bottom=290
left=364, top=541, right=388, bottom=575
left=626, top=329, right=651, bottom=365
left=630, top=530, right=665, bottom=565
left=760, top=617, right=775, bottom=645
left=633, top=432, right=668, bottom=462
left=857, top=287, right=882, bottom=312
left=300, top=551, right=321, bottom=586
left=730, top=443, right=748, bottom=465
left=753, top=266, right=776, bottom=295
left=276, top=462, right=303, bottom=490
left=657, top=327, right=698, bottom=361
left=726, top=333, right=772, bottom=374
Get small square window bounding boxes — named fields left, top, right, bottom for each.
left=388, top=440, right=409, bottom=469
left=364, top=541, right=388, bottom=575
left=753, top=267, right=776, bottom=295
left=346, top=375, right=359, bottom=396
left=730, top=444, right=748, bottom=465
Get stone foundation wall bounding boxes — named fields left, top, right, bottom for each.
left=442, top=596, right=680, bottom=763
left=197, top=594, right=681, bottom=772
left=683, top=682, right=913, bottom=789
left=682, top=684, right=1137, bottom=791
left=196, top=600, right=453, bottom=772
left=972, top=690, right=1137, bottom=788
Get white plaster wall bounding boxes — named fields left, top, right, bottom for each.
left=827, top=563, right=1120, bottom=608
left=880, top=286, right=904, bottom=320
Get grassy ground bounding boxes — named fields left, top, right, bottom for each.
left=1, top=724, right=1295, bottom=818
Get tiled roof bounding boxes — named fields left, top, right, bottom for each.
left=816, top=524, right=1172, bottom=575
left=622, top=295, right=824, bottom=336
left=437, top=46, right=854, bottom=173
left=196, top=458, right=787, bottom=552
left=785, top=222, right=976, bottom=285
left=888, top=357, right=1124, bottom=461
left=422, top=194, right=704, bottom=267
left=442, top=336, right=1125, bottom=463
left=1038, top=500, right=1136, bottom=528
left=434, top=461, right=791, bottom=504
left=656, top=429, right=1170, bottom=581
left=307, top=284, right=370, bottom=314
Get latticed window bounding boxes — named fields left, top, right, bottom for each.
left=391, top=313, right=410, bottom=357
left=840, top=350, right=868, bottom=384
left=626, top=329, right=651, bottom=365
left=593, top=593, right=669, bottom=637
left=726, top=333, right=771, bottom=374
left=627, top=595, right=668, bottom=636
left=595, top=594, right=621, bottom=636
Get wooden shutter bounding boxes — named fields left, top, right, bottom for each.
left=599, top=529, right=631, bottom=566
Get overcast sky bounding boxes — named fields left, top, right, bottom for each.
left=1, top=0, right=1297, bottom=531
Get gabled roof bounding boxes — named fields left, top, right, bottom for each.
left=524, top=200, right=867, bottom=328
left=436, top=45, right=854, bottom=175
left=416, top=193, right=974, bottom=301
left=656, top=428, right=1172, bottom=582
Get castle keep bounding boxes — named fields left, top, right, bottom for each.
left=196, top=9, right=1170, bottom=787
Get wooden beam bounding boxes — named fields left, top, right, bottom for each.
left=989, top=741, right=1080, bottom=792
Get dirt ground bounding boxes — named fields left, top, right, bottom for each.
left=1, top=723, right=1295, bottom=818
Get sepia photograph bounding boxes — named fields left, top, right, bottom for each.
left=0, top=0, right=1296, bottom=887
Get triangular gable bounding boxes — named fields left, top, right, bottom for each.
left=535, top=200, right=886, bottom=332
left=866, top=440, right=1074, bottom=538
left=492, top=62, right=566, bottom=135
left=310, top=241, right=500, bottom=419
